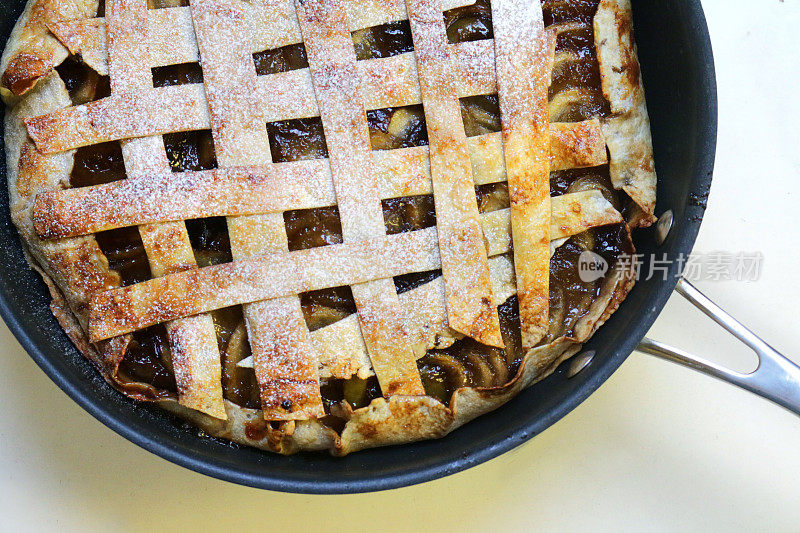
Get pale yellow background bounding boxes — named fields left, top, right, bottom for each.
left=1, top=0, right=799, bottom=531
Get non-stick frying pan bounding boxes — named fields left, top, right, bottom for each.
left=2, top=0, right=795, bottom=494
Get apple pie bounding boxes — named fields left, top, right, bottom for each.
left=2, top=0, right=656, bottom=454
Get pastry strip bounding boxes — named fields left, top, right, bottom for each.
left=292, top=190, right=623, bottom=379
left=34, top=120, right=607, bottom=239
left=88, top=190, right=620, bottom=341
left=492, top=0, right=552, bottom=349
left=27, top=39, right=538, bottom=154
left=477, top=190, right=624, bottom=256
left=594, top=0, right=657, bottom=225
left=295, top=0, right=424, bottom=396
left=404, top=0, right=501, bottom=347
left=104, top=0, right=226, bottom=419
left=189, top=0, right=324, bottom=420
left=34, top=169, right=616, bottom=246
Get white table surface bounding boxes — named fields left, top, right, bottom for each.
left=2, top=0, right=799, bottom=531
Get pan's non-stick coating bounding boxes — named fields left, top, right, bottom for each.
left=0, top=0, right=716, bottom=493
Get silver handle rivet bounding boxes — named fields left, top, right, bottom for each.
left=567, top=350, right=596, bottom=378
left=655, top=210, right=674, bottom=246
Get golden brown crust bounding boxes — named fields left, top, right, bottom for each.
left=32, top=165, right=333, bottom=238
left=1, top=0, right=97, bottom=102
left=303, top=257, right=512, bottom=380
left=63, top=243, right=634, bottom=457
left=24, top=84, right=211, bottom=153
left=246, top=298, right=325, bottom=420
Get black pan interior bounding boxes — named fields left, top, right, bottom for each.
left=0, top=0, right=716, bottom=493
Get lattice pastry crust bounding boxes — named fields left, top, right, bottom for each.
left=3, top=0, right=655, bottom=454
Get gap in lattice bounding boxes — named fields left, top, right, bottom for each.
left=55, top=56, right=111, bottom=105
left=152, top=62, right=204, bottom=88
left=213, top=304, right=260, bottom=409
left=444, top=0, right=493, bottom=43
left=95, top=226, right=152, bottom=286
left=381, top=195, right=436, bottom=235
left=300, top=286, right=357, bottom=332
left=367, top=105, right=428, bottom=150
left=266, top=118, right=329, bottom=162
left=163, top=130, right=218, bottom=172
left=185, top=217, right=233, bottom=268
left=146, top=0, right=188, bottom=9
left=394, top=269, right=442, bottom=295
left=120, top=323, right=177, bottom=391
left=475, top=182, right=510, bottom=213
left=284, top=206, right=343, bottom=252
left=352, top=20, right=414, bottom=60
left=460, top=94, right=501, bottom=137
left=253, top=43, right=309, bottom=75
left=548, top=165, right=621, bottom=211
left=70, top=141, right=127, bottom=188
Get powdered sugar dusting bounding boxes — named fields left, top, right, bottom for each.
left=31, top=36, right=525, bottom=155
left=105, top=0, right=226, bottom=419
left=190, top=0, right=325, bottom=419
left=90, top=227, right=441, bottom=338
left=492, top=0, right=552, bottom=350
left=295, top=0, right=424, bottom=396
left=405, top=0, right=503, bottom=347
left=27, top=0, right=619, bottom=420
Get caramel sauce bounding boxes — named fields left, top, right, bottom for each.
left=353, top=21, right=414, bottom=60
left=69, top=141, right=125, bottom=188
left=57, top=0, right=624, bottom=412
left=121, top=324, right=177, bottom=391
left=253, top=44, right=308, bottom=76
left=152, top=62, right=204, bottom=87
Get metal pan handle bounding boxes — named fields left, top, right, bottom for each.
left=637, top=277, right=800, bottom=416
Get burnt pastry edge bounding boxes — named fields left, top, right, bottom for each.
left=0, top=0, right=97, bottom=103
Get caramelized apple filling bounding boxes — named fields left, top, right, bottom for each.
left=56, top=0, right=627, bottom=414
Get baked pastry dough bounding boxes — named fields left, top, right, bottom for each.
left=3, top=0, right=655, bottom=454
